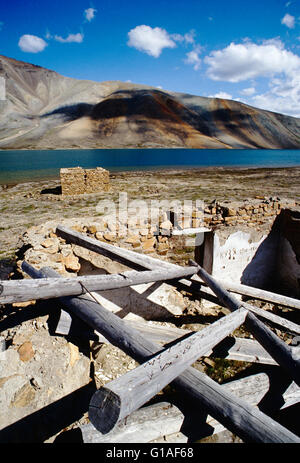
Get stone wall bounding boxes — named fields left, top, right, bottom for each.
left=18, top=197, right=297, bottom=275
left=203, top=197, right=295, bottom=228
left=60, top=167, right=110, bottom=196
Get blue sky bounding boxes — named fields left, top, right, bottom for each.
left=1, top=0, right=300, bottom=116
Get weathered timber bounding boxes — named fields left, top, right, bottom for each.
left=199, top=278, right=300, bottom=310
left=0, top=265, right=198, bottom=304
left=176, top=279, right=300, bottom=335
left=56, top=224, right=178, bottom=271
left=80, top=402, right=185, bottom=444
left=89, top=308, right=248, bottom=433
left=222, top=372, right=300, bottom=411
left=55, top=308, right=292, bottom=365
left=56, top=225, right=300, bottom=335
left=22, top=262, right=300, bottom=443
left=211, top=336, right=278, bottom=365
left=196, top=264, right=300, bottom=387
left=81, top=372, right=300, bottom=443
left=201, top=372, right=300, bottom=440
left=179, top=273, right=300, bottom=335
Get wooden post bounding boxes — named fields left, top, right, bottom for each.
left=196, top=263, right=300, bottom=387
left=22, top=262, right=300, bottom=443
left=89, top=308, right=247, bottom=433
left=194, top=230, right=215, bottom=274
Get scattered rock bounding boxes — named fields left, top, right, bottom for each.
left=17, top=342, right=35, bottom=362
left=68, top=342, right=80, bottom=367
left=142, top=237, right=156, bottom=251
left=10, top=382, right=35, bottom=408
left=62, top=253, right=80, bottom=272
left=103, top=233, right=116, bottom=242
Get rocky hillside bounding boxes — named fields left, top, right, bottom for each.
left=0, top=54, right=299, bottom=149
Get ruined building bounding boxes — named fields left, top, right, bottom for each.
left=60, top=167, right=110, bottom=195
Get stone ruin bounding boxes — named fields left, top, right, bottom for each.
left=0, top=197, right=300, bottom=443
left=60, top=167, right=110, bottom=196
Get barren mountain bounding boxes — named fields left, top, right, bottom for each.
left=0, top=54, right=299, bottom=149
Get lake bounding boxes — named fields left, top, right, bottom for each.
left=0, top=148, right=300, bottom=184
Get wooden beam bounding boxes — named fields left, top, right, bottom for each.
left=199, top=278, right=300, bottom=311
left=0, top=265, right=199, bottom=304
left=80, top=373, right=300, bottom=443
left=179, top=279, right=300, bottom=336
left=196, top=264, right=300, bottom=387
left=22, top=262, right=300, bottom=443
left=56, top=224, right=178, bottom=272
left=55, top=309, right=285, bottom=365
left=89, top=308, right=247, bottom=433
left=56, top=225, right=300, bottom=336
left=202, top=371, right=300, bottom=440
left=80, top=402, right=185, bottom=444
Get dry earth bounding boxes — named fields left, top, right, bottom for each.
left=0, top=165, right=299, bottom=262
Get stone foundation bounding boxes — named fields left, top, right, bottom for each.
left=203, top=197, right=295, bottom=228
left=60, top=167, right=110, bottom=196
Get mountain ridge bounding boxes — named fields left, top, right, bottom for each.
left=0, top=54, right=299, bottom=150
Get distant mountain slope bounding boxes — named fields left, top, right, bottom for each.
left=0, top=54, right=299, bottom=149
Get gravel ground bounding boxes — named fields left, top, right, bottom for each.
left=0, top=165, right=299, bottom=261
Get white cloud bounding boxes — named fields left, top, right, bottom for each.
left=251, top=72, right=300, bottom=117
left=171, top=30, right=196, bottom=45
left=18, top=34, right=48, bottom=53
left=204, top=39, right=300, bottom=82
left=208, top=91, right=233, bottom=99
left=281, top=13, right=295, bottom=28
left=185, top=48, right=201, bottom=70
left=240, top=87, right=256, bottom=96
left=54, top=33, right=84, bottom=43
left=84, top=7, right=97, bottom=22
left=127, top=25, right=176, bottom=57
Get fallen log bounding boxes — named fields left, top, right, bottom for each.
left=56, top=224, right=178, bottom=271
left=55, top=309, right=285, bottom=365
left=198, top=278, right=300, bottom=310
left=55, top=225, right=300, bottom=335
left=89, top=308, right=247, bottom=433
left=201, top=371, right=300, bottom=440
left=181, top=281, right=300, bottom=336
left=80, top=373, right=300, bottom=443
left=80, top=402, right=185, bottom=444
left=22, top=262, right=300, bottom=443
left=196, top=264, right=300, bottom=387
left=0, top=265, right=198, bottom=304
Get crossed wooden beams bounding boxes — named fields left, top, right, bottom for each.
left=3, top=224, right=300, bottom=443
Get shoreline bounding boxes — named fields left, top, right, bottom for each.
left=1, top=164, right=300, bottom=187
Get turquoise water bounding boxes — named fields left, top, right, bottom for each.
left=0, top=148, right=300, bottom=184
